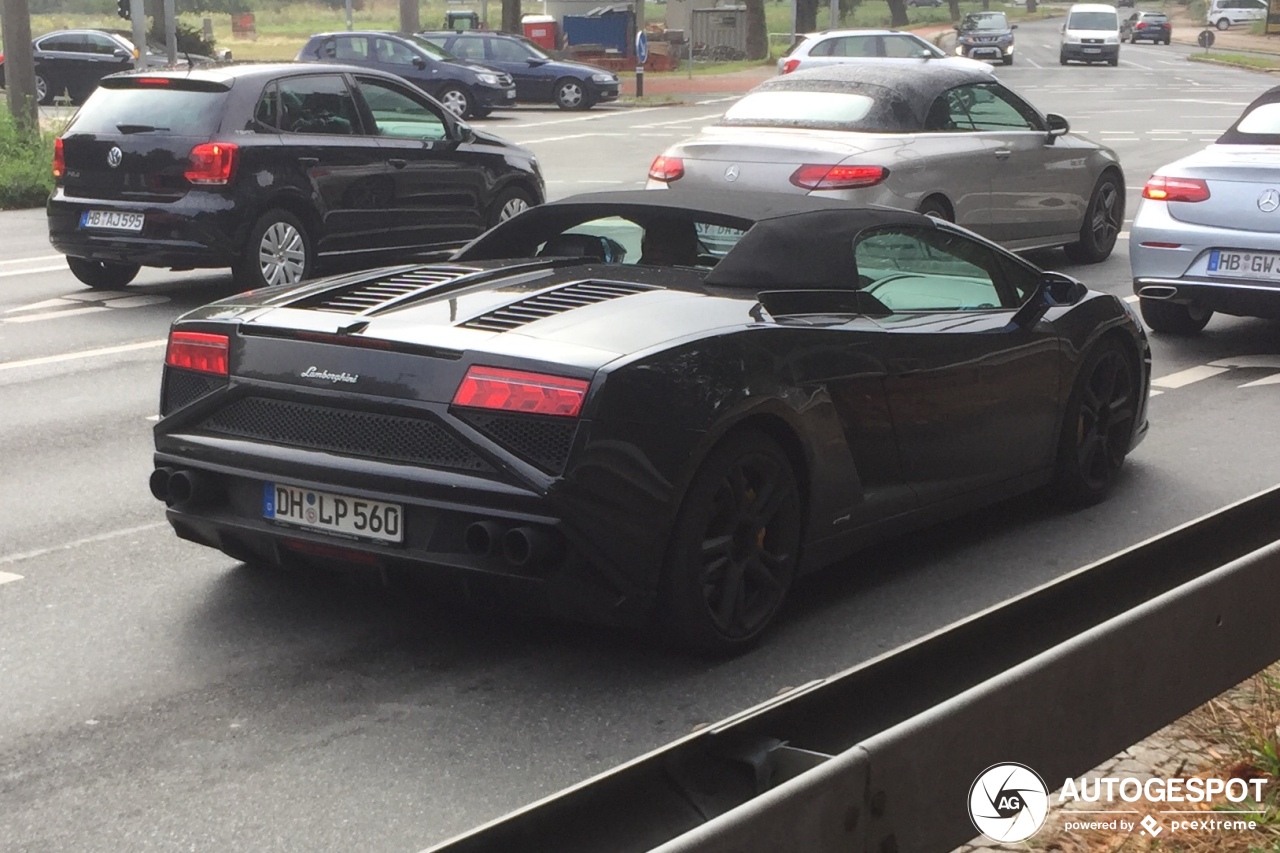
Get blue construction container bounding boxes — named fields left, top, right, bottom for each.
left=561, top=9, right=633, bottom=54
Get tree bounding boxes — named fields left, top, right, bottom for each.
left=502, top=0, right=522, bottom=33
left=745, top=0, right=768, bottom=59
left=948, top=0, right=961, bottom=22
left=796, top=0, right=820, bottom=33
left=886, top=0, right=909, bottom=27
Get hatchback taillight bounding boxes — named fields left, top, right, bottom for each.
left=648, top=155, right=684, bottom=183
left=1136, top=21, right=1147, bottom=28
left=53, top=137, right=65, bottom=179
left=790, top=164, right=889, bottom=191
left=185, top=142, right=238, bottom=185
left=166, top=331, right=229, bottom=376
left=452, top=366, right=589, bottom=418
left=1142, top=176, right=1211, bottom=203
left=782, top=58, right=801, bottom=73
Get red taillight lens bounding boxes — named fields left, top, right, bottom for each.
left=782, top=58, right=801, bottom=73
left=53, top=137, right=65, bottom=179
left=452, top=366, right=589, bottom=418
left=1135, top=21, right=1146, bottom=28
left=790, top=164, right=888, bottom=191
left=185, top=142, right=238, bottom=185
left=165, top=331, right=229, bottom=376
left=1142, top=176, right=1210, bottom=203
left=648, top=155, right=685, bottom=183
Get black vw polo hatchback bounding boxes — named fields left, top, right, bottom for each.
left=47, top=63, right=544, bottom=290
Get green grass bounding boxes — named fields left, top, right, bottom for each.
left=0, top=110, right=56, bottom=211
left=1189, top=50, right=1280, bottom=68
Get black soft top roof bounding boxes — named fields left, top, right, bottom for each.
left=457, top=190, right=928, bottom=290
left=1218, top=85, right=1280, bottom=145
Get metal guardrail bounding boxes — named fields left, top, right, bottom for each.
left=424, top=485, right=1280, bottom=853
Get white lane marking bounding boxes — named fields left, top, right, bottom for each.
left=632, top=117, right=711, bottom=128
left=1021, top=56, right=1043, bottom=68
left=511, top=106, right=668, bottom=130
left=0, top=254, right=63, bottom=266
left=0, top=522, right=168, bottom=567
left=1123, top=295, right=1139, bottom=303
left=1149, top=389, right=1164, bottom=397
left=1209, top=355, right=1280, bottom=370
left=1151, top=364, right=1229, bottom=389
left=5, top=297, right=77, bottom=313
left=0, top=265, right=67, bottom=279
left=0, top=571, right=23, bottom=585
left=695, top=96, right=740, bottom=105
left=1120, top=59, right=1154, bottom=70
left=1240, top=374, right=1280, bottom=388
left=2, top=305, right=110, bottom=324
left=0, top=338, right=166, bottom=372
left=145, top=414, right=160, bottom=422
left=521, top=132, right=627, bottom=145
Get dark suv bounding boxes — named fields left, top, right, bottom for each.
left=418, top=30, right=619, bottom=110
left=296, top=31, right=515, bottom=118
left=47, top=64, right=544, bottom=290
left=955, top=12, right=1017, bottom=65
left=1121, top=11, right=1172, bottom=44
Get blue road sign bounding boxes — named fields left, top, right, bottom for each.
left=636, top=31, right=649, bottom=64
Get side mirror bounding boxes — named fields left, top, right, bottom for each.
left=527, top=57, right=549, bottom=66
left=1009, top=272, right=1088, bottom=329
left=1046, top=112, right=1070, bottom=139
left=412, top=56, right=427, bottom=69
left=113, top=47, right=130, bottom=59
left=453, top=121, right=477, bottom=144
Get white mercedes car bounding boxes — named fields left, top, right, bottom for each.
left=778, top=29, right=995, bottom=75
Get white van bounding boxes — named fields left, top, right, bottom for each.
left=1059, top=3, right=1121, bottom=66
left=1206, top=0, right=1267, bottom=30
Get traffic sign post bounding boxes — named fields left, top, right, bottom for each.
left=636, top=31, right=648, bottom=98
left=1198, top=28, right=1215, bottom=50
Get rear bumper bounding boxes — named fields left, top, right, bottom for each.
left=1134, top=277, right=1280, bottom=320
left=1129, top=28, right=1171, bottom=40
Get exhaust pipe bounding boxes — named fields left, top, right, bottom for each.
left=167, top=469, right=213, bottom=507
left=1138, top=285, right=1178, bottom=300
left=149, top=467, right=176, bottom=502
left=502, top=526, right=555, bottom=569
left=464, top=521, right=505, bottom=557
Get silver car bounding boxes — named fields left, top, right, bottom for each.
left=777, top=29, right=994, bottom=75
left=647, top=64, right=1124, bottom=263
left=1130, top=86, right=1280, bottom=334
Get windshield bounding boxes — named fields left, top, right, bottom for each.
left=404, top=34, right=455, bottom=60
left=1068, top=11, right=1118, bottom=29
left=964, top=14, right=1009, bottom=30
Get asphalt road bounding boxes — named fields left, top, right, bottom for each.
left=3, top=20, right=1280, bottom=851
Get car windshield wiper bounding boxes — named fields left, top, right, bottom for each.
left=116, top=124, right=169, bottom=133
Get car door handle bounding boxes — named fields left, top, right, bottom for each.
left=298, top=157, right=319, bottom=168
left=388, top=158, right=407, bottom=169
left=994, top=148, right=1012, bottom=160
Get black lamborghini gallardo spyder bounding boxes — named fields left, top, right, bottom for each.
left=150, top=190, right=1150, bottom=651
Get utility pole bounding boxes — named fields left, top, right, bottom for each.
left=131, top=0, right=148, bottom=69
left=345, top=0, right=354, bottom=30
left=399, top=0, right=420, bottom=34
left=164, top=0, right=177, bottom=63
left=1, top=0, right=39, bottom=134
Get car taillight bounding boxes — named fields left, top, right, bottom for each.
left=1136, top=21, right=1146, bottom=28
left=1142, top=176, right=1211, bottom=203
left=135, top=77, right=171, bottom=85
left=790, top=164, right=889, bottom=190
left=452, top=366, right=589, bottom=418
left=648, top=155, right=684, bottom=183
left=185, top=142, right=238, bottom=185
left=782, top=58, right=801, bottom=73
left=53, top=137, right=65, bottom=179
left=165, top=331, right=229, bottom=376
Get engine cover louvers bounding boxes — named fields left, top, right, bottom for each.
left=461, top=281, right=659, bottom=332
left=293, top=266, right=479, bottom=315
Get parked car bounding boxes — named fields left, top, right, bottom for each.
left=1207, top=0, right=1267, bottom=30
left=46, top=63, right=543, bottom=291
left=778, top=29, right=995, bottom=75
left=418, top=30, right=619, bottom=110
left=1060, top=3, right=1122, bottom=66
left=647, top=64, right=1125, bottom=263
left=295, top=31, right=516, bottom=118
left=954, top=11, right=1016, bottom=65
left=1131, top=85, right=1280, bottom=333
left=1120, top=11, right=1172, bottom=44
left=147, top=189, right=1150, bottom=651
left=0, top=29, right=135, bottom=105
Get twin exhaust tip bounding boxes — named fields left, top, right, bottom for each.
left=150, top=467, right=213, bottom=506
left=464, top=521, right=557, bottom=569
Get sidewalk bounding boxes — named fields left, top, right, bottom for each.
left=1166, top=4, right=1280, bottom=54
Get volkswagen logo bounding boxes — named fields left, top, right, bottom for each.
left=107, top=146, right=123, bottom=169
left=1259, top=189, right=1280, bottom=213
left=723, top=164, right=740, bottom=183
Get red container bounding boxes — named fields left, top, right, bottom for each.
left=522, top=15, right=558, bottom=51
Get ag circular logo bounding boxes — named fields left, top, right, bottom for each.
left=968, top=763, right=1049, bottom=842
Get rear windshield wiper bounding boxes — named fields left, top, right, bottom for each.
left=116, top=123, right=169, bottom=134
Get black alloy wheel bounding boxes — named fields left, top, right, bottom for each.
left=65, top=257, right=141, bottom=289
left=659, top=431, right=803, bottom=653
left=1054, top=340, right=1138, bottom=505
left=1139, top=298, right=1213, bottom=335
left=1064, top=173, right=1123, bottom=264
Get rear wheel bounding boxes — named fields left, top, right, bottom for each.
left=34, top=73, right=51, bottom=106
left=234, top=209, right=312, bottom=290
left=436, top=85, right=473, bottom=119
left=1216, top=17, right=1230, bottom=29
left=1063, top=173, right=1123, bottom=264
left=1054, top=339, right=1139, bottom=506
left=66, top=257, right=140, bottom=289
left=917, top=195, right=953, bottom=221
left=657, top=430, right=802, bottom=653
left=1139, top=298, right=1213, bottom=334
left=554, top=78, right=586, bottom=110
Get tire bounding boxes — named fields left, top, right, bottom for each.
left=1216, top=17, right=1230, bottom=30
left=65, top=257, right=140, bottom=289
left=1059, top=52, right=1069, bottom=65
left=435, top=85, right=473, bottom=119
left=1139, top=298, right=1213, bottom=335
left=657, top=430, right=803, bottom=653
left=471, top=106, right=492, bottom=119
left=487, top=185, right=534, bottom=229
left=1053, top=338, right=1139, bottom=506
left=1108, top=56, right=1119, bottom=66
left=1063, top=173, right=1123, bottom=264
left=1003, top=53, right=1014, bottom=65
left=34, top=73, right=52, bottom=106
left=233, top=209, right=312, bottom=290
left=917, top=195, right=953, bottom=222
left=554, top=77, right=587, bottom=110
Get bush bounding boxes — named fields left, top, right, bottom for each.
left=0, top=111, right=56, bottom=210
left=150, top=19, right=219, bottom=55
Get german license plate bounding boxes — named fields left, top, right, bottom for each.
left=81, top=210, right=144, bottom=231
left=1083, top=47, right=1101, bottom=53
left=1208, top=249, right=1280, bottom=281
left=506, top=89, right=516, bottom=98
left=263, top=482, right=403, bottom=543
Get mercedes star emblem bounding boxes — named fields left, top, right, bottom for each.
left=1259, top=189, right=1280, bottom=213
left=724, top=164, right=740, bottom=183
left=107, top=146, right=123, bottom=168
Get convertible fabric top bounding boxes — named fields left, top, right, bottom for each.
left=456, top=189, right=928, bottom=289
left=1218, top=85, right=1280, bottom=145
